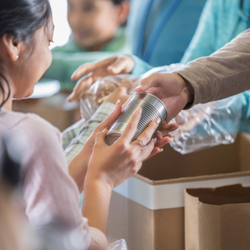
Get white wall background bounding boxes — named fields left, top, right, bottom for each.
left=49, top=0, right=71, bottom=49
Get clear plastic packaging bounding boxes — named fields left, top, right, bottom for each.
left=170, top=96, right=241, bottom=154
left=80, top=74, right=141, bottom=120
left=108, top=239, right=127, bottom=250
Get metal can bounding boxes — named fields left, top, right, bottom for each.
left=105, top=92, right=168, bottom=145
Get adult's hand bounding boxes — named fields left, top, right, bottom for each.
left=135, top=73, right=194, bottom=122
left=67, top=55, right=135, bottom=102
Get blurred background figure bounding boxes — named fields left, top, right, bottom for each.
left=129, top=0, right=250, bottom=75
left=127, top=0, right=207, bottom=68
left=43, top=0, right=130, bottom=90
left=181, top=0, right=250, bottom=63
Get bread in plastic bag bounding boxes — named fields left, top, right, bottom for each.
left=80, top=74, right=141, bottom=120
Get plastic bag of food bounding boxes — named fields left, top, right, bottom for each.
left=108, top=239, right=127, bottom=250
left=80, top=74, right=141, bottom=120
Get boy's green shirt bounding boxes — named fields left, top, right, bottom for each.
left=43, top=28, right=131, bottom=90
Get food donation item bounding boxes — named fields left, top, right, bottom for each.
left=105, top=92, right=168, bottom=145
left=80, top=75, right=140, bottom=120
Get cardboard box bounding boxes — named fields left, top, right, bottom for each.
left=108, top=133, right=250, bottom=250
left=185, top=184, right=250, bottom=250
left=13, top=93, right=79, bottom=131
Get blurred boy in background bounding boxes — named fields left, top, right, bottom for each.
left=43, top=0, right=130, bottom=90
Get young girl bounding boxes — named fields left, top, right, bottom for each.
left=0, top=0, right=170, bottom=249
left=43, top=0, right=131, bottom=90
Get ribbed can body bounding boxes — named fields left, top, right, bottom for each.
left=105, top=93, right=168, bottom=145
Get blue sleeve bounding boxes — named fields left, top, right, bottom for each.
left=181, top=0, right=216, bottom=64
left=130, top=55, right=153, bottom=76
left=239, top=91, right=250, bottom=133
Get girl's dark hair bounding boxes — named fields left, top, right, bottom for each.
left=0, top=0, right=52, bottom=107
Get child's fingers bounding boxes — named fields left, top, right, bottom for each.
left=119, top=107, right=142, bottom=142
left=67, top=74, right=93, bottom=102
left=71, top=63, right=96, bottom=81
left=96, top=100, right=122, bottom=132
left=135, top=118, right=161, bottom=146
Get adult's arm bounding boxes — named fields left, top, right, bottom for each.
left=178, top=29, right=250, bottom=105
left=135, top=29, right=250, bottom=122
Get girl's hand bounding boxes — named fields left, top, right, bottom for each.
left=86, top=107, right=172, bottom=189
left=105, top=80, right=132, bottom=105
left=67, top=56, right=134, bottom=102
left=68, top=100, right=123, bottom=192
left=69, top=98, right=177, bottom=192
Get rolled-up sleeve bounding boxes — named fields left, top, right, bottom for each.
left=177, top=29, right=250, bottom=106
left=64, top=102, right=115, bottom=164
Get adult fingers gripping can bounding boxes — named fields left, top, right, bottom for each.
left=105, top=92, right=168, bottom=145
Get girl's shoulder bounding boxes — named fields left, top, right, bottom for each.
left=0, top=111, right=63, bottom=169
left=0, top=110, right=60, bottom=139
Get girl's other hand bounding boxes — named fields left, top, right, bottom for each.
left=68, top=99, right=123, bottom=192
left=105, top=80, right=132, bottom=105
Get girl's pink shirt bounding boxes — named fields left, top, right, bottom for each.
left=0, top=109, right=107, bottom=250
